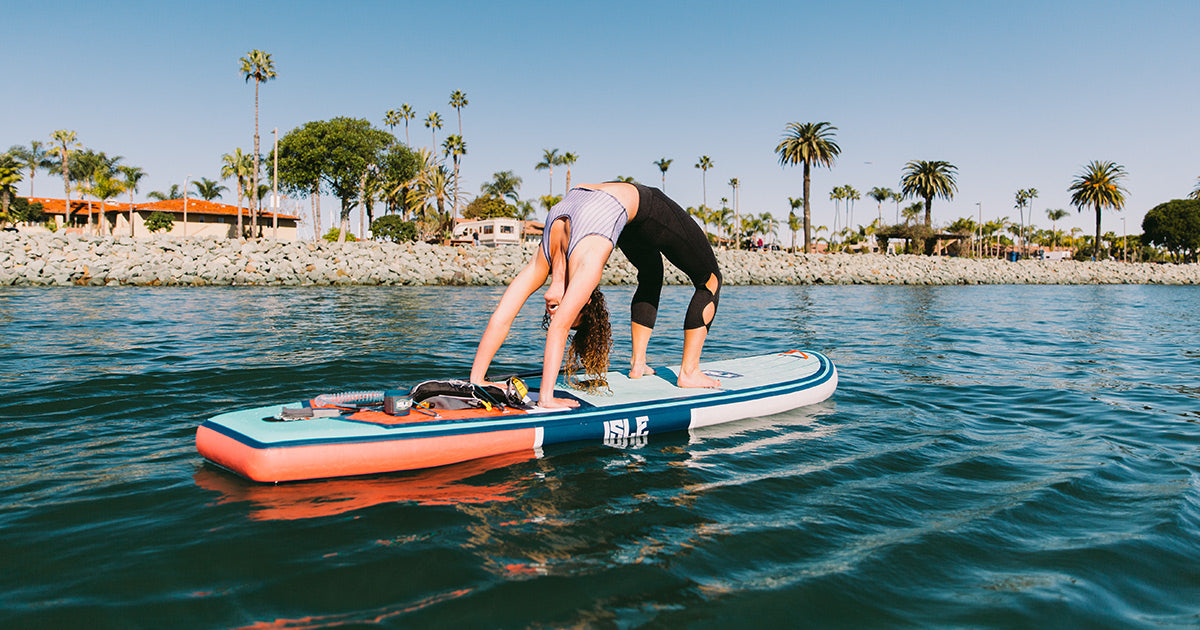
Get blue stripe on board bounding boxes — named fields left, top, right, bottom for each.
left=202, top=353, right=834, bottom=451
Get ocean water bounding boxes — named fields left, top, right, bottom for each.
left=1, top=284, right=1197, bottom=628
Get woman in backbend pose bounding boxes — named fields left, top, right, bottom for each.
left=469, top=181, right=722, bottom=408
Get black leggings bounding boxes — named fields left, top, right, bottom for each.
left=617, top=184, right=722, bottom=331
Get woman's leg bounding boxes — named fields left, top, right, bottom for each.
left=620, top=232, right=664, bottom=378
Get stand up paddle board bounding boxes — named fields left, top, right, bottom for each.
left=196, top=350, right=837, bottom=483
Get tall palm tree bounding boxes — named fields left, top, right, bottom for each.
left=50, top=130, right=79, bottom=225
left=1189, top=176, right=1199, bottom=200
left=787, top=196, right=804, bottom=251
left=147, top=185, right=183, bottom=200
left=193, top=177, right=227, bottom=201
left=442, top=134, right=467, bottom=219
left=844, top=185, right=860, bottom=229
left=867, top=187, right=893, bottom=223
left=900, top=160, right=958, bottom=228
left=1068, top=160, right=1128, bottom=259
left=221, top=149, right=253, bottom=237
left=10, top=141, right=55, bottom=197
left=118, top=165, right=146, bottom=237
left=424, top=112, right=443, bottom=150
left=240, top=49, right=276, bottom=229
left=829, top=186, right=846, bottom=233
left=890, top=190, right=904, bottom=223
left=449, top=90, right=468, bottom=136
left=728, top=177, right=740, bottom=247
left=653, top=158, right=673, bottom=190
left=535, top=148, right=561, bottom=196
left=758, top=212, right=780, bottom=245
left=695, top=156, right=714, bottom=206
left=561, top=151, right=578, bottom=192
left=775, top=122, right=840, bottom=253
left=1046, top=208, right=1069, bottom=249
left=383, top=109, right=402, bottom=135
left=1013, top=187, right=1038, bottom=255
left=385, top=104, right=417, bottom=146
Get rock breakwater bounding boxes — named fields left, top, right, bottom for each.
left=2, top=232, right=1197, bottom=287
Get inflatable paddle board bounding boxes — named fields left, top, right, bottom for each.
left=196, top=350, right=837, bottom=483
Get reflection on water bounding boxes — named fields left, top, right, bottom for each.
left=1, top=284, right=1198, bottom=628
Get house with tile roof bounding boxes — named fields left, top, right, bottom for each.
left=23, top=197, right=300, bottom=240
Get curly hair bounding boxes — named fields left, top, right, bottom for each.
left=564, top=288, right=612, bottom=392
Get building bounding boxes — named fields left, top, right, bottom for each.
left=452, top=217, right=543, bottom=246
left=22, top=197, right=300, bottom=240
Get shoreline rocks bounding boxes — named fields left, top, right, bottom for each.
left=2, top=232, right=1197, bottom=287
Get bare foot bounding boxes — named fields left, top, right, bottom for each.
left=629, top=363, right=656, bottom=379
left=677, top=370, right=720, bottom=388
left=537, top=396, right=579, bottom=409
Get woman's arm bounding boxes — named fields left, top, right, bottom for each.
left=469, top=254, right=550, bottom=385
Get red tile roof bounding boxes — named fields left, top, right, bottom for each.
left=22, top=197, right=299, bottom=220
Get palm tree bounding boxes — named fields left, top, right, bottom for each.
left=844, top=185, right=861, bottom=229
left=1013, top=187, right=1039, bottom=256
left=561, top=152, right=578, bottom=192
left=0, top=153, right=22, bottom=220
left=240, top=49, right=276, bottom=230
left=695, top=156, right=714, bottom=206
left=449, top=90, right=468, bottom=136
left=758, top=212, right=780, bottom=245
left=775, top=122, right=840, bottom=253
left=193, top=177, right=227, bottom=201
left=385, top=104, right=416, bottom=146
left=867, top=187, right=892, bottom=223
left=1045, top=207, right=1069, bottom=249
left=50, top=130, right=79, bottom=225
left=1189, top=176, right=1200, bottom=200
left=900, top=160, right=958, bottom=228
left=10, top=141, right=55, bottom=197
left=481, top=170, right=523, bottom=204
left=787, top=196, right=804, bottom=251
left=442, top=134, right=467, bottom=218
left=653, top=158, right=673, bottom=190
left=424, top=112, right=443, bottom=149
left=221, top=149, right=253, bottom=237
left=92, top=171, right=124, bottom=236
left=535, top=148, right=561, bottom=196
left=1068, top=160, right=1128, bottom=259
left=147, top=185, right=184, bottom=200
left=383, top=109, right=402, bottom=135
left=890, top=190, right=904, bottom=223
left=118, top=165, right=146, bottom=237
left=829, top=186, right=846, bottom=233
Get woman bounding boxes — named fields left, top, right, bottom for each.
left=469, top=181, right=722, bottom=408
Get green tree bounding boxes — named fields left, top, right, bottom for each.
left=376, top=143, right=420, bottom=217
left=240, top=49, right=276, bottom=226
left=147, top=185, right=184, bottom=200
left=118, top=165, right=146, bottom=237
left=384, top=104, right=416, bottom=146
left=9, top=141, right=55, bottom=197
left=1068, top=160, right=1127, bottom=259
left=275, top=122, right=328, bottom=233
left=787, top=196, right=804, bottom=251
left=900, top=160, right=957, bottom=230
left=1141, top=198, right=1200, bottom=262
left=8, top=197, right=46, bottom=225
left=561, top=151, right=578, bottom=192
left=145, top=210, right=174, bottom=233
left=50, top=130, right=79, bottom=224
left=1190, top=177, right=1200, bottom=200
left=0, top=152, right=23, bottom=219
left=424, top=112, right=443, bottom=149
left=463, top=194, right=515, bottom=219
left=370, top=214, right=417, bottom=243
left=775, top=122, right=840, bottom=253
left=449, top=90, right=468, bottom=136
left=653, top=158, right=673, bottom=191
left=193, top=177, right=226, bottom=201
left=1046, top=208, right=1069, bottom=248
left=442, top=134, right=467, bottom=219
left=92, top=171, right=124, bottom=236
left=535, top=148, right=561, bottom=196
left=481, top=170, right=523, bottom=204
left=867, top=187, right=893, bottom=223
left=695, top=155, right=714, bottom=206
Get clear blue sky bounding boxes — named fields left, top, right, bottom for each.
left=5, top=0, right=1197, bottom=239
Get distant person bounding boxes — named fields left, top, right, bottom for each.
left=470, top=182, right=722, bottom=408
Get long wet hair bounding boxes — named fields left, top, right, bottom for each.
left=564, top=288, right=612, bottom=391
